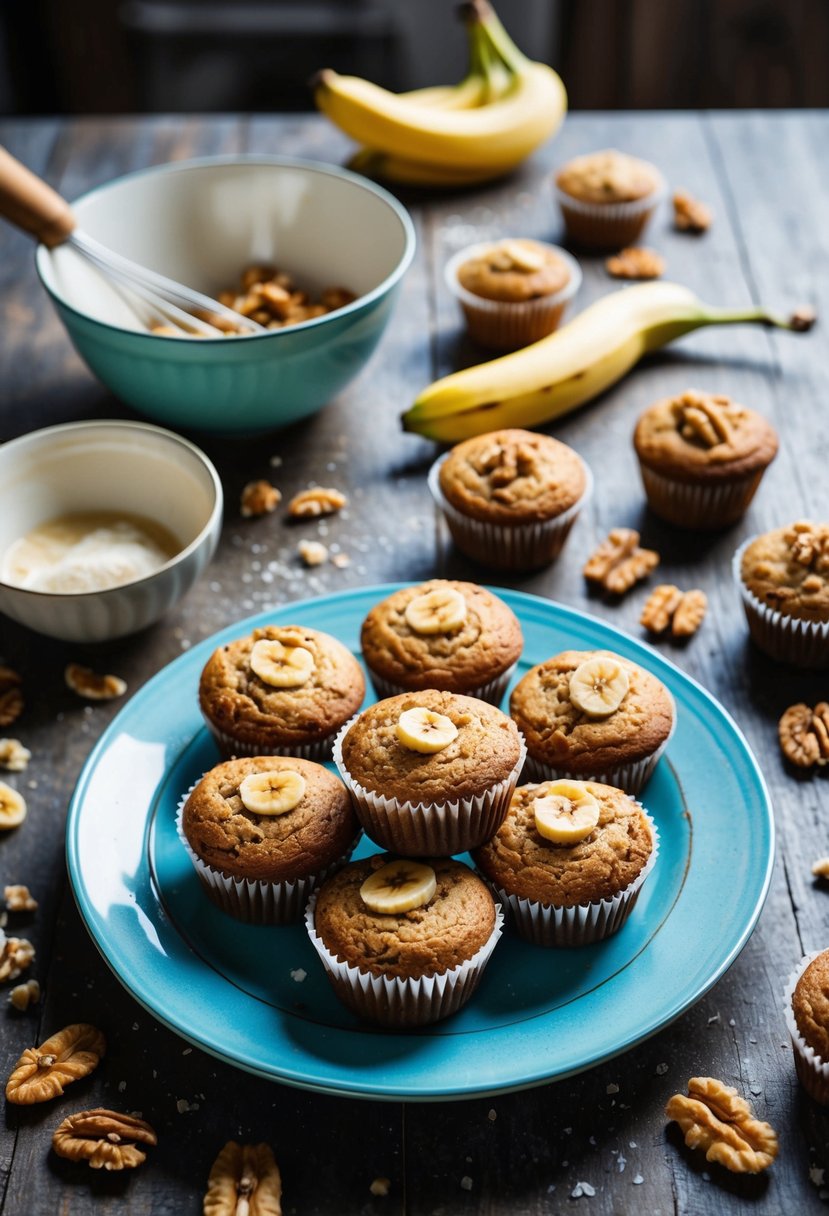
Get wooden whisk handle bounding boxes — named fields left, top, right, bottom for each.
left=0, top=146, right=75, bottom=247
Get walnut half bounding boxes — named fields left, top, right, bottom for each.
left=287, top=487, right=347, bottom=519
left=666, top=1076, right=778, bottom=1173
left=779, top=702, right=829, bottom=768
left=52, top=1109, right=157, bottom=1170
left=583, top=528, right=659, bottom=596
left=6, top=1022, right=106, bottom=1104
left=204, top=1141, right=283, bottom=1216
left=65, top=665, right=127, bottom=701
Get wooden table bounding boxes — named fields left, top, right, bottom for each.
left=1, top=111, right=827, bottom=1215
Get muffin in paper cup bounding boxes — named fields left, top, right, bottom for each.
left=784, top=951, right=829, bottom=1105
left=521, top=714, right=674, bottom=797
left=553, top=172, right=667, bottom=250
left=428, top=453, right=593, bottom=573
left=368, top=661, right=517, bottom=709
left=733, top=539, right=829, bottom=669
left=332, top=714, right=527, bottom=857
left=639, top=464, right=767, bottom=531
left=444, top=241, right=582, bottom=351
left=305, top=890, right=504, bottom=1028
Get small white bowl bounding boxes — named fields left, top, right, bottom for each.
left=0, top=420, right=222, bottom=642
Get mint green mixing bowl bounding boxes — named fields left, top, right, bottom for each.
left=35, top=157, right=416, bottom=434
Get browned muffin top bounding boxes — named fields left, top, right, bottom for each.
left=633, top=390, right=779, bottom=481
left=439, top=429, right=587, bottom=526
left=313, top=854, right=496, bottom=979
left=457, top=239, right=571, bottom=303
left=792, top=951, right=829, bottom=1061
left=360, top=580, right=523, bottom=694
left=555, top=149, right=661, bottom=204
left=473, top=781, right=653, bottom=907
left=741, top=522, right=829, bottom=623
left=199, top=625, right=365, bottom=749
left=509, top=649, right=674, bottom=772
left=181, top=756, right=357, bottom=883
left=339, top=689, right=522, bottom=806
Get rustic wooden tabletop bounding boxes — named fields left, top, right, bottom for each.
left=0, top=111, right=827, bottom=1216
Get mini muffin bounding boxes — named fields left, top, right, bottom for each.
left=735, top=520, right=829, bottom=668
left=360, top=580, right=523, bottom=704
left=554, top=149, right=666, bottom=249
left=199, top=624, right=365, bottom=760
left=178, top=756, right=359, bottom=923
left=633, top=389, right=778, bottom=529
left=784, top=950, right=829, bottom=1104
left=333, top=689, right=525, bottom=856
left=306, top=853, right=502, bottom=1026
left=445, top=238, right=581, bottom=350
left=473, top=779, right=657, bottom=946
left=429, top=428, right=592, bottom=572
left=510, top=649, right=675, bottom=793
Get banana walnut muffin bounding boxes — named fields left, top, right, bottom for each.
left=554, top=149, right=666, bottom=249
left=786, top=949, right=829, bottom=1104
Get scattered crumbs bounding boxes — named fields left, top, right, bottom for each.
left=810, top=1166, right=825, bottom=1187
left=269, top=455, right=283, bottom=468
left=564, top=1127, right=572, bottom=1135
left=182, top=1047, right=192, bottom=1056
left=729, top=1018, right=736, bottom=1027
left=546, top=1184, right=556, bottom=1194
left=290, top=968, right=307, bottom=983
left=702, top=1172, right=710, bottom=1182
left=332, top=553, right=351, bottom=569
left=589, top=1136, right=597, bottom=1146
left=209, top=581, right=222, bottom=593
left=298, top=539, right=328, bottom=568
left=629, top=1141, right=637, bottom=1149
left=152, top=1069, right=157, bottom=1079
left=707, top=1013, right=720, bottom=1025
left=571, top=1182, right=596, bottom=1199
left=369, top=1177, right=390, bottom=1197
left=655, top=1062, right=669, bottom=1075
left=460, top=1177, right=473, bottom=1191
left=176, top=1098, right=199, bottom=1113
left=132, top=1021, right=139, bottom=1031
left=465, top=1156, right=472, bottom=1164
left=633, top=1175, right=644, bottom=1186
left=118, top=1080, right=127, bottom=1093
left=606, top=1082, right=620, bottom=1095
left=180, top=639, right=192, bottom=651
left=617, top=1153, right=626, bottom=1173
left=487, top=1109, right=497, bottom=1122
left=749, top=1037, right=757, bottom=1044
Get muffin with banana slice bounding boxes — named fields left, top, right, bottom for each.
left=473, top=779, right=657, bottom=946
left=199, top=624, right=365, bottom=761
left=178, top=756, right=360, bottom=923
left=306, top=853, right=502, bottom=1026
left=334, top=689, right=526, bottom=856
left=509, top=649, right=675, bottom=793
left=360, top=580, right=523, bottom=705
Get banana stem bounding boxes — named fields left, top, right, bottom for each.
left=700, top=305, right=816, bottom=332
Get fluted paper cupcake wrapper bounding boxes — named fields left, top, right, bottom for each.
left=553, top=174, right=667, bottom=249
left=202, top=714, right=339, bottom=763
left=784, top=952, right=829, bottom=1104
left=428, top=454, right=593, bottom=573
left=367, top=661, right=518, bottom=709
left=485, top=809, right=659, bottom=947
left=639, top=464, right=765, bottom=530
left=176, top=783, right=359, bottom=925
left=305, top=892, right=504, bottom=1027
left=333, top=719, right=527, bottom=856
left=733, top=539, right=829, bottom=669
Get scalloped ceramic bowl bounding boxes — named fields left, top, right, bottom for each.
left=35, top=157, right=416, bottom=435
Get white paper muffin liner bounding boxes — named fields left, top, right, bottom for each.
left=202, top=715, right=339, bottom=763
left=333, top=717, right=527, bottom=856
left=484, top=808, right=658, bottom=947
left=444, top=242, right=582, bottom=351
left=176, top=782, right=360, bottom=925
left=429, top=453, right=593, bottom=573
left=367, top=660, right=518, bottom=708
left=639, top=464, right=766, bottom=530
left=305, top=891, right=504, bottom=1027
left=733, top=539, right=829, bottom=669
left=784, top=951, right=829, bottom=1104
left=553, top=171, right=667, bottom=249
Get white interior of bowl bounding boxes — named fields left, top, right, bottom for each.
left=37, top=159, right=412, bottom=333
left=0, top=423, right=219, bottom=579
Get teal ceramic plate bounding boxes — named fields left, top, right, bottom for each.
left=66, top=586, right=774, bottom=1101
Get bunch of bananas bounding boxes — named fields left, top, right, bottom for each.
left=313, top=0, right=566, bottom=189
left=402, top=283, right=815, bottom=442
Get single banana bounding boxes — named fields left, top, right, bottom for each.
left=569, top=657, right=629, bottom=719
left=360, top=859, right=437, bottom=914
left=405, top=587, right=467, bottom=635
left=533, top=781, right=600, bottom=844
left=402, top=283, right=816, bottom=442
left=239, top=769, right=306, bottom=816
left=348, top=148, right=505, bottom=189
left=250, top=639, right=315, bottom=689
left=0, top=781, right=26, bottom=829
left=397, top=707, right=458, bottom=753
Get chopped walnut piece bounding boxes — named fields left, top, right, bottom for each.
left=297, top=539, right=328, bottom=567
left=584, top=529, right=659, bottom=596
left=65, top=664, right=127, bottom=701
left=0, top=667, right=23, bottom=728
left=641, top=585, right=683, bottom=634
left=5, top=1022, right=106, bottom=1104
left=670, top=390, right=733, bottom=448
left=370, top=1178, right=391, bottom=1197
left=672, top=590, right=708, bottom=638
left=241, top=480, right=282, bottom=519
left=812, top=858, right=829, bottom=879
left=287, top=487, right=347, bottom=519
left=9, top=979, right=40, bottom=1011
left=785, top=521, right=829, bottom=572
left=53, top=1108, right=157, bottom=1170
left=779, top=702, right=829, bottom=768
left=4, top=884, right=37, bottom=913
left=606, top=247, right=665, bottom=280
left=332, top=553, right=351, bottom=569
left=0, top=738, right=30, bottom=772
left=204, top=1141, right=282, bottom=1216
left=666, top=1076, right=778, bottom=1173
left=673, top=190, right=713, bottom=234
left=0, top=934, right=35, bottom=981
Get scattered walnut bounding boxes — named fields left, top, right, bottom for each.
left=642, top=585, right=707, bottom=638
left=606, top=246, right=665, bottom=280
left=672, top=590, right=708, bottom=638
left=65, top=664, right=127, bottom=701
left=812, top=858, right=829, bottom=879
left=0, top=781, right=26, bottom=829
left=0, top=738, right=30, bottom=771
left=297, top=539, right=328, bottom=567
left=5, top=1023, right=106, bottom=1104
left=370, top=1177, right=391, bottom=1197
left=204, top=1140, right=282, bottom=1216
left=287, top=487, right=347, bottom=519
left=9, top=978, right=40, bottom=1011
left=584, top=528, right=659, bottom=596
left=53, top=1108, right=157, bottom=1170
left=4, top=884, right=37, bottom=913
left=0, top=933, right=35, bottom=981
left=666, top=1076, right=778, bottom=1173
left=0, top=667, right=23, bottom=727
left=673, top=190, right=713, bottom=233
left=241, top=480, right=282, bottom=519
left=331, top=552, right=351, bottom=569
left=779, top=702, right=829, bottom=768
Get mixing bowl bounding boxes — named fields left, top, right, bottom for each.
left=35, top=156, right=416, bottom=434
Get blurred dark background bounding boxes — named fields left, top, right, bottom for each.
left=1, top=0, right=827, bottom=115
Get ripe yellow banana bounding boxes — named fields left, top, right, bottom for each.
left=402, top=283, right=815, bottom=442
left=348, top=148, right=503, bottom=188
